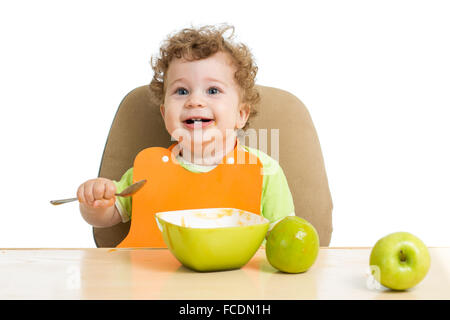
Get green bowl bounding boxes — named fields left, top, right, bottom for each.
left=155, top=208, right=269, bottom=272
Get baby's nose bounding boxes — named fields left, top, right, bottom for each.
left=185, top=92, right=206, bottom=108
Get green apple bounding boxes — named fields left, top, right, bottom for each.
left=369, top=232, right=431, bottom=290
left=266, top=216, right=320, bottom=273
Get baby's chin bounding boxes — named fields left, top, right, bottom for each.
left=178, top=137, right=225, bottom=153
left=176, top=137, right=237, bottom=165
left=170, top=126, right=237, bottom=147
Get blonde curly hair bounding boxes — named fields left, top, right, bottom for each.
left=150, top=24, right=260, bottom=130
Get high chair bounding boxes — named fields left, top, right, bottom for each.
left=93, top=85, right=333, bottom=247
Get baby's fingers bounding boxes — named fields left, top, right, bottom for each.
left=92, top=198, right=115, bottom=208
left=77, top=184, right=87, bottom=204
left=92, top=181, right=107, bottom=201
left=104, top=181, right=116, bottom=200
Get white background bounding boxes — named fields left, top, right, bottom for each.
left=1, top=0, right=449, bottom=248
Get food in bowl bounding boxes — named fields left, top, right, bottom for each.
left=155, top=208, right=269, bottom=272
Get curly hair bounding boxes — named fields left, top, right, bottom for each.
left=150, top=24, right=260, bottom=130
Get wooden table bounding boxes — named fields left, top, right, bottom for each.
left=0, top=247, right=448, bottom=300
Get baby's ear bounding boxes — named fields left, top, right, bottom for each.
left=241, top=102, right=250, bottom=112
left=237, top=103, right=251, bottom=129
left=160, top=104, right=165, bottom=118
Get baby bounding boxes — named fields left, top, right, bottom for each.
left=78, top=24, right=295, bottom=247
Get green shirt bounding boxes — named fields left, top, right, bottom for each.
left=113, top=145, right=295, bottom=230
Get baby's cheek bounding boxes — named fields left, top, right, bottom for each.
left=165, top=121, right=181, bottom=138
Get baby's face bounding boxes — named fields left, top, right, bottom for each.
left=160, top=51, right=249, bottom=151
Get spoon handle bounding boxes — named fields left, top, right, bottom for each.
left=50, top=198, right=78, bottom=205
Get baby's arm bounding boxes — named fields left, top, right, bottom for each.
left=77, top=178, right=122, bottom=227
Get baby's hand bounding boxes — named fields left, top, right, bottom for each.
left=77, top=178, right=116, bottom=208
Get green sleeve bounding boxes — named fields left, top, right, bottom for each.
left=243, top=146, right=296, bottom=247
left=112, top=167, right=134, bottom=221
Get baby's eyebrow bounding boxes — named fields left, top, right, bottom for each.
left=168, top=77, right=228, bottom=88
left=204, top=77, right=228, bottom=87
left=168, top=78, right=186, bottom=88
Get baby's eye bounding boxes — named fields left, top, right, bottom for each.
left=208, top=87, right=220, bottom=95
left=176, top=88, right=189, bottom=95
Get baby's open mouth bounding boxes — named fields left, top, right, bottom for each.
left=182, top=117, right=215, bottom=129
left=184, top=118, right=214, bottom=124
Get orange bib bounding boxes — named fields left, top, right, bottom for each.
left=117, top=140, right=263, bottom=248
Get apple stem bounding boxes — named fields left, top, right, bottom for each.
left=399, top=250, right=407, bottom=262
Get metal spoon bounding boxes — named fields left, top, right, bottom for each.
left=50, top=179, right=147, bottom=205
